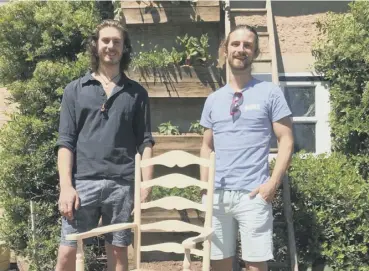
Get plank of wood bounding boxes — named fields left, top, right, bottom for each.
left=138, top=82, right=218, bottom=97
left=141, top=149, right=208, bottom=168
left=141, top=173, right=207, bottom=189
left=141, top=208, right=204, bottom=226
left=66, top=223, right=137, bottom=240
left=122, top=1, right=219, bottom=8
left=266, top=0, right=279, bottom=84
left=141, top=220, right=204, bottom=233
left=154, top=135, right=203, bottom=149
left=121, top=1, right=220, bottom=24
left=141, top=242, right=204, bottom=257
left=128, top=66, right=224, bottom=97
left=127, top=66, right=223, bottom=84
left=122, top=6, right=220, bottom=24
left=141, top=196, right=206, bottom=212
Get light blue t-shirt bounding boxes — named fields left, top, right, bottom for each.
left=200, top=78, right=292, bottom=191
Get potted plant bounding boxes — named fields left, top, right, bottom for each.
left=153, top=121, right=204, bottom=156
left=127, top=34, right=224, bottom=97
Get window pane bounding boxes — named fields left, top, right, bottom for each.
left=284, top=86, right=315, bottom=117
left=293, top=123, right=316, bottom=152
left=270, top=123, right=316, bottom=153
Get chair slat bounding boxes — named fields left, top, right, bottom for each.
left=141, top=220, right=204, bottom=233
left=140, top=150, right=210, bottom=168
left=141, top=173, right=208, bottom=190
left=141, top=196, right=205, bottom=212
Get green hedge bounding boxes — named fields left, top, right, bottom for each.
left=312, top=1, right=369, bottom=179
left=0, top=1, right=107, bottom=270
left=285, top=152, right=369, bottom=270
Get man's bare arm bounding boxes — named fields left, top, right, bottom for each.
left=141, top=146, right=153, bottom=181
left=58, top=147, right=74, bottom=188
left=269, top=116, right=294, bottom=188
left=57, top=147, right=79, bottom=220
left=200, top=128, right=214, bottom=182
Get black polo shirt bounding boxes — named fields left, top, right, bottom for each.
left=56, top=71, right=155, bottom=182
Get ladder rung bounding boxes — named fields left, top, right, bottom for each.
left=254, top=58, right=272, bottom=63
left=258, top=32, right=269, bottom=37
left=231, top=8, right=267, bottom=13
left=268, top=262, right=290, bottom=269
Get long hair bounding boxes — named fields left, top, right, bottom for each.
left=87, top=20, right=132, bottom=72
left=218, top=24, right=260, bottom=67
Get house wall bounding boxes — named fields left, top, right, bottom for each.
left=230, top=0, right=350, bottom=73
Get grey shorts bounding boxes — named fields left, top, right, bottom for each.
left=60, top=179, right=134, bottom=248
left=203, top=190, right=273, bottom=262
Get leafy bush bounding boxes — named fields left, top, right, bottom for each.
left=312, top=0, right=369, bottom=178
left=283, top=152, right=369, bottom=270
left=0, top=1, right=107, bottom=270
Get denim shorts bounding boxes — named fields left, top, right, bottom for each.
left=203, top=190, right=273, bottom=262
left=60, top=179, right=134, bottom=248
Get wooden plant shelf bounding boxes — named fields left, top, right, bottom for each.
left=152, top=135, right=279, bottom=156
left=153, top=134, right=203, bottom=156
left=121, top=1, right=220, bottom=24
left=127, top=65, right=224, bottom=97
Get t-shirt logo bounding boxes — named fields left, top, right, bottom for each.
left=244, top=104, right=261, bottom=111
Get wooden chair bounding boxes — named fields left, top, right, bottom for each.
left=66, top=150, right=216, bottom=271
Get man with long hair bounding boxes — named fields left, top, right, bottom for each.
left=55, top=20, right=154, bottom=271
left=200, top=25, right=294, bottom=271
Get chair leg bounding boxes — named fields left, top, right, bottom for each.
left=183, top=249, right=191, bottom=271
left=76, top=239, right=85, bottom=271
left=202, top=240, right=211, bottom=271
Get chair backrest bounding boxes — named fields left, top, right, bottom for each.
left=132, top=150, right=215, bottom=270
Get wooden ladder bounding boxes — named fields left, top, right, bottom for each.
left=223, top=1, right=299, bottom=270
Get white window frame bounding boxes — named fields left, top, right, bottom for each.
left=254, top=72, right=331, bottom=158
left=280, top=79, right=331, bottom=154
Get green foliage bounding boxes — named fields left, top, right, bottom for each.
left=158, top=121, right=180, bottom=135
left=282, top=152, right=369, bottom=270
left=130, top=45, right=183, bottom=70
left=131, top=33, right=210, bottom=70
left=0, top=1, right=107, bottom=270
left=312, top=1, right=369, bottom=177
left=189, top=120, right=204, bottom=135
left=151, top=186, right=201, bottom=203
left=176, top=33, right=210, bottom=65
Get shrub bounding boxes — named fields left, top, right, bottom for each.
left=285, top=152, right=369, bottom=270
left=0, top=1, right=107, bottom=270
left=312, top=0, right=369, bottom=178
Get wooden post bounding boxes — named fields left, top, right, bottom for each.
left=283, top=176, right=299, bottom=271
left=75, top=239, right=84, bottom=271
left=133, top=153, right=142, bottom=270
left=203, top=152, right=216, bottom=271
left=266, top=0, right=279, bottom=85
left=183, top=249, right=192, bottom=271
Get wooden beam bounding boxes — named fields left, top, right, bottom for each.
left=127, top=66, right=224, bottom=97
left=121, top=1, right=220, bottom=24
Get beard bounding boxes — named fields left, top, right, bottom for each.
left=228, top=53, right=252, bottom=71
left=98, top=51, right=122, bottom=67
